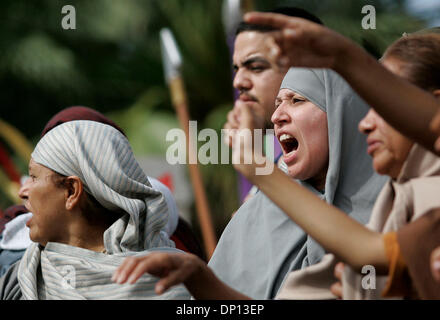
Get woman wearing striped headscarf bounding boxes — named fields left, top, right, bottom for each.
left=0, top=120, right=190, bottom=300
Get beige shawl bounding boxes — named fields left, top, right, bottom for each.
left=276, top=144, right=440, bottom=300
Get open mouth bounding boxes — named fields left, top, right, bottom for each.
left=279, top=133, right=299, bottom=154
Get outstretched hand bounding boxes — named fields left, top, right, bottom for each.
left=112, top=252, right=203, bottom=295
left=112, top=251, right=252, bottom=300
left=244, top=12, right=353, bottom=72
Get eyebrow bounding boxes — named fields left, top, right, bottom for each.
left=277, top=92, right=308, bottom=102
left=234, top=56, right=270, bottom=69
left=28, top=162, right=36, bottom=173
left=277, top=92, right=295, bottom=100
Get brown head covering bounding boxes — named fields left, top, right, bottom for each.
left=40, top=106, right=125, bottom=137
left=1, top=106, right=125, bottom=233
left=0, top=205, right=28, bottom=234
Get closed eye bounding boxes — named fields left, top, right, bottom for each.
left=249, top=64, right=266, bottom=72
left=293, top=98, right=306, bottom=104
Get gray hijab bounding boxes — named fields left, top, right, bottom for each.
left=208, top=68, right=387, bottom=299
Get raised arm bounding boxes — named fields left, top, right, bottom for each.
left=244, top=12, right=440, bottom=155
left=253, top=165, right=387, bottom=273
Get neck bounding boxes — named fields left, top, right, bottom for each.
left=68, top=234, right=106, bottom=252
left=66, top=215, right=109, bottom=252
left=307, top=168, right=328, bottom=192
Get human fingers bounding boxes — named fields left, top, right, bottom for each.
left=430, top=111, right=440, bottom=152
left=223, top=120, right=237, bottom=147
left=231, top=104, right=269, bottom=178
left=430, top=110, right=440, bottom=132
left=112, top=256, right=142, bottom=284
left=334, top=262, right=345, bottom=281
left=264, top=33, right=290, bottom=71
left=330, top=281, right=343, bottom=299
left=244, top=12, right=300, bottom=30
left=244, top=12, right=317, bottom=51
left=330, top=263, right=345, bottom=299
left=224, top=107, right=242, bottom=147
left=124, top=253, right=174, bottom=285
left=226, top=109, right=240, bottom=129
left=431, top=246, right=440, bottom=282
left=233, top=104, right=255, bottom=160
left=154, top=253, right=202, bottom=294
left=236, top=103, right=254, bottom=130
left=154, top=266, right=190, bottom=295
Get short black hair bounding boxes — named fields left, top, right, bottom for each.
left=235, top=6, right=323, bottom=36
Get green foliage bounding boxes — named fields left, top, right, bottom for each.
left=0, top=0, right=431, bottom=238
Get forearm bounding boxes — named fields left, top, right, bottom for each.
left=252, top=167, right=388, bottom=272
left=335, top=43, right=439, bottom=154
left=185, top=262, right=251, bottom=300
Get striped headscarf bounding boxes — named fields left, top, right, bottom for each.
left=31, top=120, right=173, bottom=252
left=16, top=120, right=189, bottom=299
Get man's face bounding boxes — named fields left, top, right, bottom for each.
left=232, top=31, right=287, bottom=129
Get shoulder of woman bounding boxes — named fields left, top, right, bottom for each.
left=405, top=176, right=440, bottom=221
left=0, top=261, right=22, bottom=300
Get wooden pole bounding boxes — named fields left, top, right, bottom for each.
left=169, top=77, right=217, bottom=259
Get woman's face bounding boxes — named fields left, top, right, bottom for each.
left=272, top=88, right=329, bottom=189
left=358, top=56, right=414, bottom=179
left=19, top=158, right=69, bottom=246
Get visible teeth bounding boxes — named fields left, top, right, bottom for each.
left=279, top=133, right=294, bottom=142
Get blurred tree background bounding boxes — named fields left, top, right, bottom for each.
left=0, top=0, right=436, bottom=251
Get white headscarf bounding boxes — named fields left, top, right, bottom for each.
left=149, top=177, right=179, bottom=236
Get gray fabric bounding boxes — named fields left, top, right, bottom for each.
left=18, top=243, right=189, bottom=300
left=0, top=261, right=22, bottom=300
left=0, top=232, right=25, bottom=278
left=0, top=248, right=24, bottom=278
left=208, top=68, right=387, bottom=299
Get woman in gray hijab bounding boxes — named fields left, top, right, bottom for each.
left=113, top=67, right=387, bottom=299
left=207, top=68, right=386, bottom=299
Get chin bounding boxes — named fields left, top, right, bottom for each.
left=372, top=161, right=389, bottom=176
left=287, top=167, right=307, bottom=180
left=29, top=232, right=41, bottom=245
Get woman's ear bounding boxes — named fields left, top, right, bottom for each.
left=64, top=176, right=84, bottom=211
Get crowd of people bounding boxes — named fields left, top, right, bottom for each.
left=1, top=6, right=440, bottom=300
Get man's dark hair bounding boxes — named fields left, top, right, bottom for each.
left=235, top=6, right=323, bottom=36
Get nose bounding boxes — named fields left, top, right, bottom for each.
left=18, top=177, right=31, bottom=200
left=271, top=101, right=290, bottom=126
left=358, top=109, right=377, bottom=135
left=233, top=69, right=252, bottom=93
